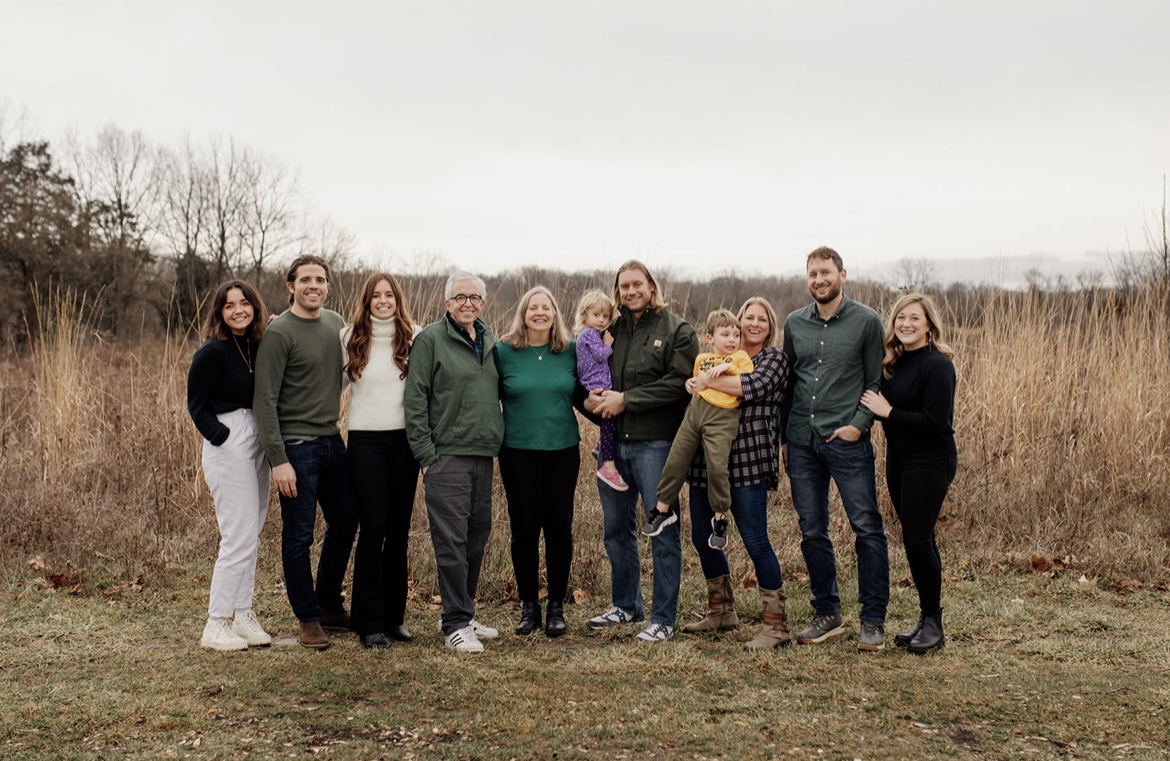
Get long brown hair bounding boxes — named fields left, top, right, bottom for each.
left=502, top=286, right=570, bottom=352
left=881, top=292, right=954, bottom=379
left=345, top=273, right=415, bottom=381
left=202, top=280, right=268, bottom=342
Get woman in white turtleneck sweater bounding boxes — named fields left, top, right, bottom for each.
left=342, top=273, right=421, bottom=649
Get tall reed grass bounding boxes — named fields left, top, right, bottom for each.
left=2, top=282, right=1167, bottom=596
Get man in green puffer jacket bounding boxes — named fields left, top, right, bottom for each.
left=405, top=271, right=504, bottom=653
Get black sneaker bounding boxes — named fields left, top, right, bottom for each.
left=708, top=516, right=728, bottom=550
left=641, top=510, right=678, bottom=537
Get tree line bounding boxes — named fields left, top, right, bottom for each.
left=4, top=110, right=1167, bottom=347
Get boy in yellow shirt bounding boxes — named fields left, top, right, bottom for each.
left=644, top=310, right=753, bottom=549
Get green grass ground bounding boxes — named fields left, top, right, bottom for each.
left=3, top=570, right=1168, bottom=760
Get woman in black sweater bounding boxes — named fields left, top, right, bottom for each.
left=861, top=293, right=956, bottom=654
left=187, top=280, right=271, bottom=651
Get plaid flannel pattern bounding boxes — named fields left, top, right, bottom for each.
left=685, top=347, right=789, bottom=491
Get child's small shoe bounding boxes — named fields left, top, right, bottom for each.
left=597, top=467, right=629, bottom=492
left=708, top=516, right=729, bottom=550
left=641, top=510, right=678, bottom=537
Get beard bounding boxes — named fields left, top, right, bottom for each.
left=810, top=282, right=841, bottom=305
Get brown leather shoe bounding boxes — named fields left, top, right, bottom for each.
left=298, top=621, right=330, bottom=650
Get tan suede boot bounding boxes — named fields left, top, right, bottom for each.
left=743, top=587, right=795, bottom=650
left=682, top=575, right=740, bottom=633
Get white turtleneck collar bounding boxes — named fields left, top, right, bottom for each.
left=370, top=315, right=398, bottom=338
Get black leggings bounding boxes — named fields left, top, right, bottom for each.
left=498, top=445, right=580, bottom=603
left=347, top=429, right=420, bottom=636
left=885, top=445, right=956, bottom=616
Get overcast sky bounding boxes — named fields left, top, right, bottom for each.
left=3, top=1, right=1167, bottom=283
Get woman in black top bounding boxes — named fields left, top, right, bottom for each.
left=187, top=280, right=271, bottom=652
left=861, top=293, right=956, bottom=654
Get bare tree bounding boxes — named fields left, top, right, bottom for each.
left=892, top=257, right=938, bottom=292
left=240, top=155, right=302, bottom=282
left=64, top=125, right=158, bottom=335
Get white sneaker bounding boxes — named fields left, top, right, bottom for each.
left=201, top=618, right=248, bottom=651
left=636, top=622, right=675, bottom=642
left=231, top=610, right=272, bottom=647
left=438, top=615, right=499, bottom=639
left=445, top=625, right=484, bottom=653
left=469, top=618, right=499, bottom=639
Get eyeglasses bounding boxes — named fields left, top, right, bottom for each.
left=449, top=294, right=484, bottom=305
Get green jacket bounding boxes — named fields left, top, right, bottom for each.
left=404, top=316, right=504, bottom=467
left=608, top=305, right=698, bottom=442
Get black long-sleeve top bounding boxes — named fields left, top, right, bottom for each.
left=186, top=335, right=260, bottom=445
left=878, top=347, right=956, bottom=454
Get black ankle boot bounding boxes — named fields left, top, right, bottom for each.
left=894, top=616, right=924, bottom=648
left=907, top=611, right=944, bottom=654
left=515, top=601, right=542, bottom=635
left=545, top=600, right=566, bottom=637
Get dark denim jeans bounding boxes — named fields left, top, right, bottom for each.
left=688, top=481, right=783, bottom=590
left=279, top=434, right=359, bottom=622
left=787, top=437, right=889, bottom=622
left=599, top=439, right=681, bottom=627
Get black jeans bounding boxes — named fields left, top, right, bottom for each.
left=498, top=445, right=580, bottom=603
left=347, top=429, right=420, bottom=636
left=885, top=445, right=957, bottom=616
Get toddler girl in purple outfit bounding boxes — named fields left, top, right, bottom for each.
left=574, top=290, right=628, bottom=492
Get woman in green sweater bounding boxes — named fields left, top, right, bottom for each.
left=494, top=286, right=581, bottom=637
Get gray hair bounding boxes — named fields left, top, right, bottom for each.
left=444, top=271, right=487, bottom=299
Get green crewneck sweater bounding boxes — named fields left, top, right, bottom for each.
left=494, top=341, right=581, bottom=451
left=253, top=309, right=346, bottom=467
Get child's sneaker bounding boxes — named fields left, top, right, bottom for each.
left=597, top=467, right=629, bottom=492
left=708, top=516, right=729, bottom=550
left=641, top=510, right=678, bottom=537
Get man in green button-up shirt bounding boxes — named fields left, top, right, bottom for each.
left=780, top=247, right=890, bottom=652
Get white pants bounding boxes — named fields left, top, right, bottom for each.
left=202, top=408, right=270, bottom=618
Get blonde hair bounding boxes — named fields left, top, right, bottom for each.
left=573, top=289, right=614, bottom=334
left=736, top=296, right=779, bottom=349
left=612, top=260, right=666, bottom=312
left=502, top=285, right=571, bottom=352
left=881, top=292, right=954, bottom=379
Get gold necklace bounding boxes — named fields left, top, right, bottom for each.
left=232, top=335, right=254, bottom=374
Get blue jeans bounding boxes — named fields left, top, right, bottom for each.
left=689, top=481, right=783, bottom=590
left=787, top=437, right=889, bottom=622
left=279, top=435, right=359, bottom=622
left=599, top=439, right=681, bottom=627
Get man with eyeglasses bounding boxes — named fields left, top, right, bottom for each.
left=404, top=272, right=505, bottom=653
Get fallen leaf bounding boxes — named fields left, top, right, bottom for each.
left=1028, top=553, right=1049, bottom=573
left=28, top=555, right=46, bottom=572
left=47, top=573, right=81, bottom=589
left=572, top=588, right=591, bottom=604
left=1115, top=577, right=1143, bottom=593
left=740, top=570, right=757, bottom=590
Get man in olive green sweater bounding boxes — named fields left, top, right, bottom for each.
left=253, top=255, right=357, bottom=650
left=404, top=272, right=504, bottom=653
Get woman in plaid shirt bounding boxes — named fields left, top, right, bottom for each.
left=684, top=297, right=794, bottom=650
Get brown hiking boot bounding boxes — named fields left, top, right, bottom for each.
left=682, top=575, right=740, bottom=633
left=744, top=587, right=795, bottom=650
left=298, top=621, right=331, bottom=650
